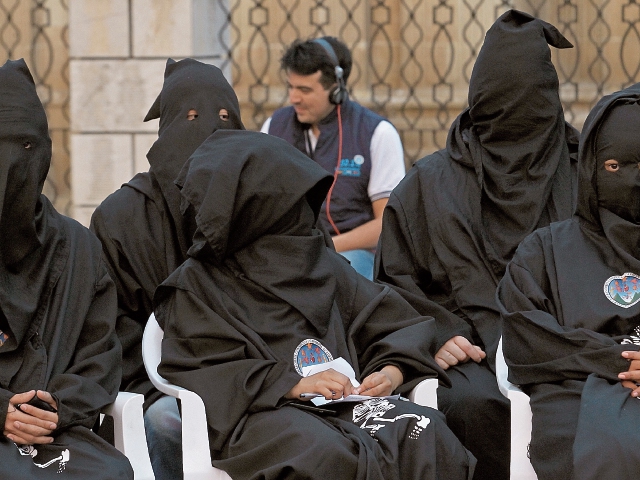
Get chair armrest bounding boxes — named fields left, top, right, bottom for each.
left=102, top=392, right=154, bottom=480
left=154, top=382, right=232, bottom=479
left=408, top=377, right=438, bottom=409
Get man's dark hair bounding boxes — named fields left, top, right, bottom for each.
left=281, top=36, right=352, bottom=90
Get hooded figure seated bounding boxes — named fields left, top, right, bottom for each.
left=497, top=83, right=640, bottom=479
left=0, top=59, right=132, bottom=479
left=90, top=57, right=245, bottom=480
left=154, top=130, right=476, bottom=480
left=374, top=10, right=579, bottom=479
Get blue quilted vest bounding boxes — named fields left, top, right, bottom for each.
left=269, top=100, right=384, bottom=234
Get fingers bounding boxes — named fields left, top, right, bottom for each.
left=434, top=356, right=451, bottom=370
left=622, top=351, right=640, bottom=361
left=435, top=336, right=485, bottom=369
left=9, top=391, right=37, bottom=405
left=435, top=337, right=473, bottom=368
left=36, top=390, right=58, bottom=411
left=622, top=351, right=640, bottom=373
left=354, top=372, right=393, bottom=397
left=288, top=369, right=354, bottom=400
left=4, top=410, right=55, bottom=445
left=473, top=345, right=487, bottom=360
left=319, top=370, right=354, bottom=399
left=15, top=402, right=58, bottom=424
left=453, top=336, right=485, bottom=363
left=7, top=407, right=56, bottom=431
left=620, top=379, right=640, bottom=398
left=5, top=429, right=54, bottom=445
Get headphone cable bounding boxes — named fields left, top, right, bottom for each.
left=325, top=104, right=342, bottom=236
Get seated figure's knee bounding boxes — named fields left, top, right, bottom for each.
left=144, top=396, right=182, bottom=435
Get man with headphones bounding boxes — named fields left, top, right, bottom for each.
left=261, top=36, right=405, bottom=280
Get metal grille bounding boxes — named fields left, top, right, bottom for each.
left=1, top=0, right=639, bottom=189
left=0, top=0, right=70, bottom=214
left=228, top=0, right=640, bottom=165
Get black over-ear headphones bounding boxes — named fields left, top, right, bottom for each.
left=312, top=38, right=347, bottom=105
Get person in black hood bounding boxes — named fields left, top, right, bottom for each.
left=90, top=57, right=244, bottom=480
left=154, top=130, right=476, bottom=480
left=497, top=83, right=640, bottom=479
left=0, top=59, right=132, bottom=478
left=374, top=10, right=579, bottom=480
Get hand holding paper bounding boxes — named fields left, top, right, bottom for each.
left=300, top=358, right=400, bottom=406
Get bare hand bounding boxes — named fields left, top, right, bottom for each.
left=434, top=336, right=486, bottom=370
left=353, top=365, right=403, bottom=397
left=285, top=369, right=354, bottom=401
left=618, top=351, right=640, bottom=397
left=4, top=391, right=58, bottom=445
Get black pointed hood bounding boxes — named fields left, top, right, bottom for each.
left=0, top=59, right=67, bottom=355
left=0, top=58, right=51, bottom=266
left=575, top=82, right=640, bottom=266
left=143, top=58, right=244, bottom=256
left=181, top=130, right=332, bottom=262
left=447, top=9, right=576, bottom=276
left=180, top=130, right=337, bottom=334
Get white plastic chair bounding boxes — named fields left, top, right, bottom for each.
left=102, top=392, right=155, bottom=480
left=143, top=313, right=439, bottom=479
left=143, top=314, right=232, bottom=480
left=496, top=337, right=537, bottom=480
left=408, top=376, right=438, bottom=408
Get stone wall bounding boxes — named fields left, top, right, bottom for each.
left=67, top=0, right=640, bottom=223
left=69, top=0, right=228, bottom=225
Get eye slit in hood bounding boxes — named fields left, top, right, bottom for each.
left=575, top=83, right=640, bottom=227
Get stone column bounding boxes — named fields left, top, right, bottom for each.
left=69, top=0, right=228, bottom=225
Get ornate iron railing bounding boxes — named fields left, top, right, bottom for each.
left=225, top=0, right=640, bottom=164
left=1, top=0, right=639, bottom=202
left=0, top=0, right=70, bottom=214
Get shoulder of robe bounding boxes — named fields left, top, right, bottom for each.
left=392, top=149, right=453, bottom=202
left=93, top=173, right=163, bottom=224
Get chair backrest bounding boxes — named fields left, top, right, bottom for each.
left=142, top=314, right=233, bottom=479
left=496, top=336, right=510, bottom=397
left=496, top=336, right=538, bottom=479
left=142, top=313, right=176, bottom=396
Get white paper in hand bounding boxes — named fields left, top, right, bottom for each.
left=301, top=357, right=399, bottom=406
left=301, top=357, right=360, bottom=387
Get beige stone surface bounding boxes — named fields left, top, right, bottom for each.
left=134, top=133, right=157, bottom=174
left=70, top=59, right=166, bottom=132
left=132, top=0, right=193, bottom=57
left=72, top=206, right=96, bottom=228
left=71, top=134, right=134, bottom=208
left=69, top=0, right=130, bottom=57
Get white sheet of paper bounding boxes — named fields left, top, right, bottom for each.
left=301, top=357, right=360, bottom=387
left=300, top=357, right=399, bottom=406
left=311, top=394, right=401, bottom=406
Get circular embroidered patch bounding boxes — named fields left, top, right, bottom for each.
left=604, top=273, right=640, bottom=308
left=293, top=339, right=333, bottom=375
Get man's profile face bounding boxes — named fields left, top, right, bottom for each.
left=286, top=70, right=335, bottom=127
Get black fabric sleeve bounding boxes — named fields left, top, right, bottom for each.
left=375, top=186, right=474, bottom=352
left=50, top=263, right=121, bottom=431
left=156, top=287, right=303, bottom=452
left=347, top=278, right=450, bottom=393
left=497, top=237, right=637, bottom=387
left=90, top=198, right=164, bottom=404
left=0, top=388, right=13, bottom=434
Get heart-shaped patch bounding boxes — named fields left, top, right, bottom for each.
left=604, top=273, right=640, bottom=308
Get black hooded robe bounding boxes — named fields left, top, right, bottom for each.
left=497, top=84, right=640, bottom=480
left=0, top=59, right=131, bottom=479
left=90, top=58, right=244, bottom=404
left=155, top=130, right=476, bottom=480
left=374, top=10, right=579, bottom=480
